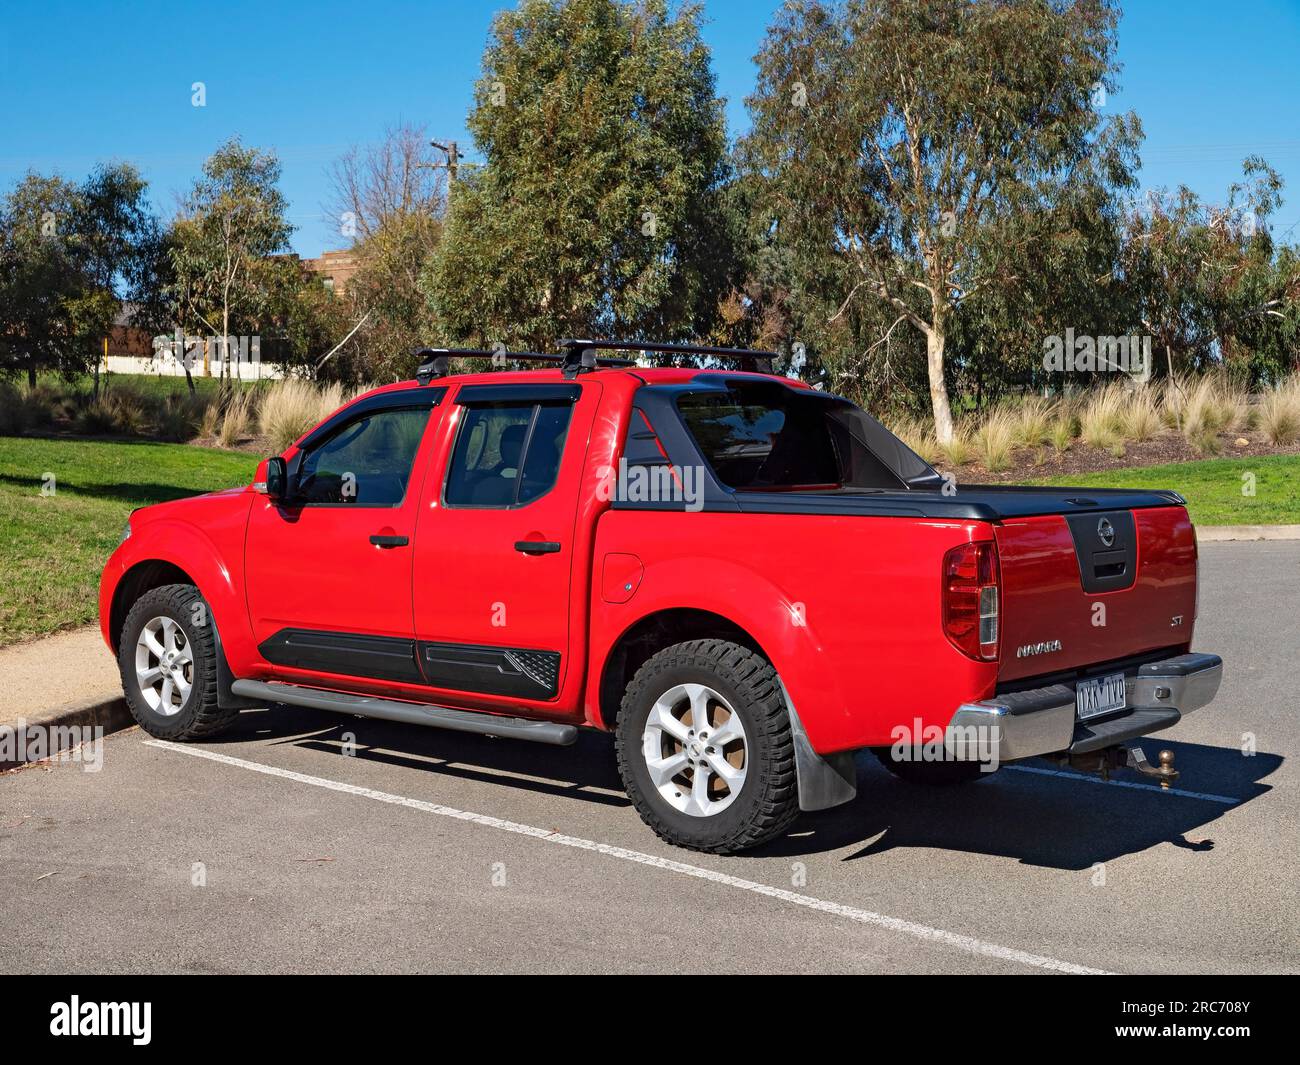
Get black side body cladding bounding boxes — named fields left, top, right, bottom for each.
left=258, top=629, right=424, bottom=684
left=257, top=628, right=562, bottom=699
left=419, top=642, right=561, bottom=699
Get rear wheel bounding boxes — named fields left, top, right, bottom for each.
left=615, top=639, right=799, bottom=854
left=118, top=584, right=237, bottom=741
left=872, top=747, right=996, bottom=786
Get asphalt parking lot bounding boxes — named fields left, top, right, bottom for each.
left=1, top=541, right=1296, bottom=975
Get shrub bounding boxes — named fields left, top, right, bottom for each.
left=1160, top=374, right=1192, bottom=430
left=1080, top=383, right=1126, bottom=451
left=1119, top=386, right=1161, bottom=442
left=156, top=391, right=207, bottom=443
left=108, top=387, right=149, bottom=435
left=937, top=426, right=972, bottom=468
left=1259, top=376, right=1300, bottom=445
left=259, top=379, right=348, bottom=452
left=1011, top=396, right=1054, bottom=448
left=217, top=389, right=257, bottom=447
left=1185, top=425, right=1222, bottom=456
left=0, top=382, right=34, bottom=435
left=1047, top=414, right=1076, bottom=452
left=1180, top=375, right=1228, bottom=449
left=20, top=382, right=65, bottom=427
left=975, top=408, right=1015, bottom=472
left=199, top=400, right=222, bottom=439
left=74, top=399, right=123, bottom=435
left=69, top=385, right=150, bottom=437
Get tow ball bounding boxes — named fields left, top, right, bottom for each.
left=1064, top=745, right=1179, bottom=788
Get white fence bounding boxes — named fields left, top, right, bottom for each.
left=108, top=334, right=287, bottom=380
left=105, top=354, right=287, bottom=381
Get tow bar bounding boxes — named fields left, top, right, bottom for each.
left=1063, top=745, right=1180, bottom=788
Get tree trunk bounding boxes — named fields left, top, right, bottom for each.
left=27, top=362, right=36, bottom=390
left=221, top=306, right=231, bottom=385
left=926, top=326, right=955, bottom=444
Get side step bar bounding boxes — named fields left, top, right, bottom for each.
left=229, top=680, right=578, bottom=746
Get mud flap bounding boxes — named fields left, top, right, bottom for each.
left=778, top=678, right=858, bottom=812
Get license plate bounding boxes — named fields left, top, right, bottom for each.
left=1076, top=671, right=1127, bottom=720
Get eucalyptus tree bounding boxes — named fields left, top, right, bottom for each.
left=425, top=0, right=739, bottom=352
left=171, top=139, right=293, bottom=381
left=742, top=0, right=1139, bottom=440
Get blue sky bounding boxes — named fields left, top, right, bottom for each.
left=1, top=0, right=1298, bottom=257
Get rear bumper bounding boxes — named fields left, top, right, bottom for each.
left=945, top=652, right=1223, bottom=763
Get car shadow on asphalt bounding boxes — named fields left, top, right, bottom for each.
left=757, top=742, right=1281, bottom=869
left=212, top=705, right=1279, bottom=870
left=217, top=703, right=631, bottom=808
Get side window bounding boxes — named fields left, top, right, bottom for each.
left=445, top=401, right=573, bottom=507
left=518, top=403, right=572, bottom=503
left=296, top=407, right=431, bottom=506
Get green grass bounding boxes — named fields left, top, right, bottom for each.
left=1030, top=454, right=1300, bottom=526
left=0, top=436, right=259, bottom=646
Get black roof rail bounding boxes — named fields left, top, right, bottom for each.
left=558, top=338, right=778, bottom=374
left=414, top=346, right=634, bottom=384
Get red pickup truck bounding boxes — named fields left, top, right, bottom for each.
left=100, top=342, right=1223, bottom=853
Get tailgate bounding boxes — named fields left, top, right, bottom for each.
left=994, top=505, right=1197, bottom=682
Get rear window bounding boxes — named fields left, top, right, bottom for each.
left=675, top=382, right=915, bottom=491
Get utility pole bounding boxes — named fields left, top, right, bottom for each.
left=430, top=140, right=459, bottom=183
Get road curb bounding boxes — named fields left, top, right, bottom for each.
left=0, top=695, right=133, bottom=770
left=1197, top=525, right=1300, bottom=542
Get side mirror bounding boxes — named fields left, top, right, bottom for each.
left=265, top=456, right=288, bottom=502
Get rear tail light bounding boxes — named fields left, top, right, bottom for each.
left=1193, top=531, right=1200, bottom=621
left=942, top=541, right=1000, bottom=661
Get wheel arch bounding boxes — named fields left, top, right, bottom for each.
left=596, top=608, right=770, bottom=731
left=108, top=557, right=254, bottom=711
left=109, top=559, right=197, bottom=650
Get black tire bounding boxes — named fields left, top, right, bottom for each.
left=117, top=584, right=238, bottom=741
left=614, top=639, right=799, bottom=854
left=872, top=747, right=996, bottom=786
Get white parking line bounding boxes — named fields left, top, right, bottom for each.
left=1006, top=764, right=1240, bottom=805
left=143, top=738, right=1112, bottom=975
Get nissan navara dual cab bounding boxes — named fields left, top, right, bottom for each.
left=101, top=342, right=1223, bottom=853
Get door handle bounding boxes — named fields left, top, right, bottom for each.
left=515, top=540, right=561, bottom=555
left=370, top=534, right=409, bottom=548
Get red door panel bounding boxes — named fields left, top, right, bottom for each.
left=410, top=383, right=600, bottom=712
left=244, top=394, right=445, bottom=691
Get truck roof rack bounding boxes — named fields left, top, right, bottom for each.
left=414, top=346, right=635, bottom=384
left=558, top=338, right=778, bottom=374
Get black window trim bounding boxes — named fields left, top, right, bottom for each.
left=285, top=387, right=444, bottom=510
left=441, top=387, right=580, bottom=511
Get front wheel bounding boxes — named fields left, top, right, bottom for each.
left=118, top=584, right=237, bottom=741
left=615, top=639, right=799, bottom=854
